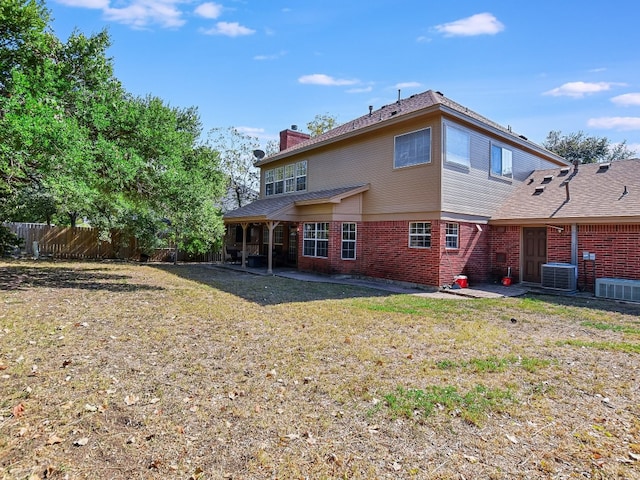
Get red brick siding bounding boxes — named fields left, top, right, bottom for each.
left=547, top=225, right=572, bottom=264
left=578, top=224, right=640, bottom=290
left=489, top=226, right=520, bottom=281
left=297, top=220, right=489, bottom=287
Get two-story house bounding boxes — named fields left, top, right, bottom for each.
left=223, top=89, right=570, bottom=287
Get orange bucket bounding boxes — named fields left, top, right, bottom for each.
left=501, top=277, right=512, bottom=286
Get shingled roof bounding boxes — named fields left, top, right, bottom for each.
left=223, top=184, right=369, bottom=222
left=258, top=89, right=564, bottom=165
left=491, top=158, right=640, bottom=223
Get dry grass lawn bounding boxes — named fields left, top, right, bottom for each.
left=1, top=260, right=639, bottom=479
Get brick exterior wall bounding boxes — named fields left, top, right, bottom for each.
left=577, top=224, right=640, bottom=291
left=488, top=225, right=521, bottom=282
left=296, top=221, right=640, bottom=289
left=297, top=220, right=490, bottom=287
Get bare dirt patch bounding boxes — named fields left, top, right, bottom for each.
left=1, top=260, right=639, bottom=479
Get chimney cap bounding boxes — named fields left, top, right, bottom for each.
left=291, top=124, right=298, bottom=131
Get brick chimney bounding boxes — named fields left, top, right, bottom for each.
left=279, top=126, right=310, bottom=152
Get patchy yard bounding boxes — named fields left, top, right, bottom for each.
left=1, top=261, right=639, bottom=479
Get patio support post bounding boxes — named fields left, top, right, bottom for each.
left=266, top=221, right=280, bottom=274
left=240, top=222, right=249, bottom=270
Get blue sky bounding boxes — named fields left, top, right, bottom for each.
left=48, top=0, right=640, bottom=154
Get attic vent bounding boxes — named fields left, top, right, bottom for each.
left=534, top=186, right=545, bottom=195
left=519, top=135, right=528, bottom=140
left=598, top=162, right=611, bottom=171
left=391, top=110, right=398, bottom=116
left=559, top=167, right=570, bottom=175
left=542, top=175, right=554, bottom=183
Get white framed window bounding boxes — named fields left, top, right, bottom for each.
left=341, top=223, right=356, bottom=260
left=394, top=128, right=431, bottom=168
left=409, top=222, right=431, bottom=248
left=303, top=222, right=329, bottom=257
left=491, top=144, right=513, bottom=178
left=265, top=160, right=307, bottom=196
left=444, top=123, right=470, bottom=168
left=445, top=223, right=459, bottom=249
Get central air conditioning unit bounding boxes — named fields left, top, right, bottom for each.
left=596, top=278, right=640, bottom=302
left=541, top=263, right=577, bottom=291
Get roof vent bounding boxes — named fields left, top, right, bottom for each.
left=559, top=167, right=570, bottom=175
left=598, top=162, right=611, bottom=171
left=534, top=186, right=545, bottom=195
left=542, top=175, right=554, bottom=183
left=519, top=135, right=528, bottom=140
left=436, top=91, right=444, bottom=96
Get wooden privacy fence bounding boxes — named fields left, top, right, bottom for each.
left=4, top=223, right=222, bottom=262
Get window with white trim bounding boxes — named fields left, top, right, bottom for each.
left=265, top=160, right=307, bottom=196
left=445, top=223, right=459, bottom=249
left=444, top=124, right=470, bottom=167
left=491, top=144, right=513, bottom=178
left=341, top=223, right=356, bottom=260
left=394, top=128, right=431, bottom=168
left=303, top=222, right=329, bottom=257
left=409, top=222, right=431, bottom=248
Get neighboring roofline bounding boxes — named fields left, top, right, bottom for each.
left=489, top=216, right=640, bottom=226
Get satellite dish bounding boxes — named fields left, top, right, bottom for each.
left=253, top=149, right=265, bottom=160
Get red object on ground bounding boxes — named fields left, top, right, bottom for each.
left=501, top=277, right=512, bottom=286
left=454, top=275, right=468, bottom=288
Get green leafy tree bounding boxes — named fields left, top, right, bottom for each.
left=208, top=127, right=262, bottom=210
left=1, top=1, right=228, bottom=259
left=543, top=130, right=635, bottom=164
left=306, top=113, right=338, bottom=136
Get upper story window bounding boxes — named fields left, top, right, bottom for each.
left=444, top=123, right=470, bottom=168
left=394, top=128, right=431, bottom=168
left=491, top=143, right=513, bottom=178
left=265, top=160, right=307, bottom=196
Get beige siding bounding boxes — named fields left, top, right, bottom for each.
left=264, top=116, right=443, bottom=219
left=441, top=119, right=562, bottom=218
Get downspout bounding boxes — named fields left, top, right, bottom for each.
left=571, top=224, right=578, bottom=287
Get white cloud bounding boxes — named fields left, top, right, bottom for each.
left=55, top=0, right=108, bottom=8
left=626, top=143, right=640, bottom=155
left=346, top=86, right=373, bottom=94
left=254, top=51, right=287, bottom=61
left=194, top=2, right=222, bottom=19
left=202, top=21, right=255, bottom=36
left=543, top=81, right=624, bottom=98
left=395, top=82, right=422, bottom=89
left=434, top=13, right=504, bottom=37
left=611, top=93, right=640, bottom=107
left=236, top=127, right=277, bottom=141
left=416, top=36, right=432, bottom=43
left=102, top=1, right=186, bottom=28
left=587, top=117, right=640, bottom=131
left=298, top=74, right=359, bottom=86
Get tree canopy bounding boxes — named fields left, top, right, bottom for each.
left=543, top=130, right=635, bottom=164
left=1, top=0, right=226, bottom=256
left=306, top=113, right=338, bottom=136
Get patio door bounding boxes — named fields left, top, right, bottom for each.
left=522, top=227, right=546, bottom=283
left=287, top=224, right=298, bottom=265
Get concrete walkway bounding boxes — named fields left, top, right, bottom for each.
left=213, top=263, right=529, bottom=299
